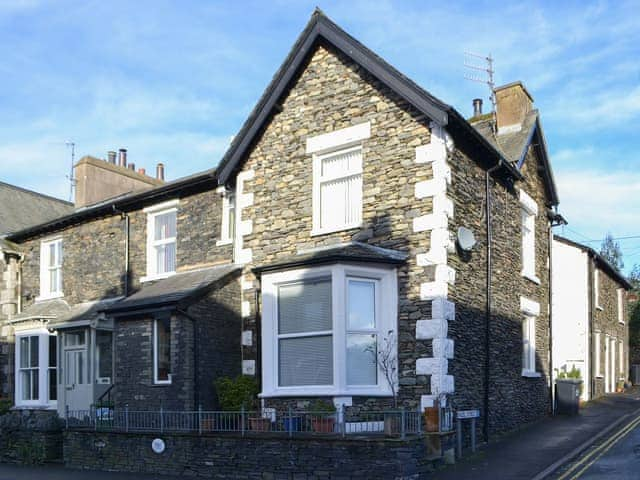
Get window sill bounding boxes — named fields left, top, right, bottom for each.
left=152, top=382, right=172, bottom=387
left=13, top=403, right=57, bottom=410
left=619, top=321, right=626, bottom=325
left=595, top=374, right=603, bottom=378
left=260, top=387, right=393, bottom=398
left=311, top=223, right=363, bottom=237
left=141, top=271, right=176, bottom=283
left=521, top=272, right=541, bottom=285
left=521, top=370, right=541, bottom=378
left=596, top=305, right=604, bottom=311
left=216, top=239, right=233, bottom=247
left=35, top=292, right=64, bottom=302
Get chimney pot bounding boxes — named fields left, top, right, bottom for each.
left=138, top=168, right=146, bottom=175
left=118, top=148, right=127, bottom=167
left=473, top=98, right=483, bottom=117
left=128, top=163, right=135, bottom=171
left=107, top=151, right=117, bottom=164
left=156, top=163, right=165, bottom=181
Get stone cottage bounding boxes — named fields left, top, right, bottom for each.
left=552, top=235, right=631, bottom=400
left=1, top=10, right=563, bottom=441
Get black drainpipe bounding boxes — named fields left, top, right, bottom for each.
left=113, top=205, right=130, bottom=297
left=484, top=162, right=502, bottom=443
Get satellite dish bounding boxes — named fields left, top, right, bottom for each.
left=457, top=226, right=477, bottom=252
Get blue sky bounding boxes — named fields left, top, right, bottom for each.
left=1, top=0, right=639, bottom=271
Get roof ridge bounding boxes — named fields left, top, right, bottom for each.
left=0, top=180, right=73, bottom=206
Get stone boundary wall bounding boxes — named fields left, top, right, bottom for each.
left=0, top=410, right=63, bottom=464
left=64, top=430, right=434, bottom=479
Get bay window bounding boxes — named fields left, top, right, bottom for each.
left=15, top=330, right=57, bottom=407
left=261, top=264, right=397, bottom=397
left=153, top=317, right=172, bottom=384
left=143, top=200, right=178, bottom=281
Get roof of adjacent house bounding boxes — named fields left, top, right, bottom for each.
left=0, top=181, right=74, bottom=235
left=216, top=8, right=521, bottom=186
left=554, top=235, right=632, bottom=290
left=9, top=297, right=121, bottom=328
left=253, top=241, right=408, bottom=274
left=103, top=263, right=241, bottom=315
left=470, top=110, right=559, bottom=206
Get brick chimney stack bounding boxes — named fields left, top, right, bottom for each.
left=494, top=81, right=534, bottom=132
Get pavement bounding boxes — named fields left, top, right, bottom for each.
left=0, top=464, right=181, bottom=479
left=432, top=388, right=640, bottom=480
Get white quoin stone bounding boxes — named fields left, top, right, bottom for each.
left=432, top=298, right=455, bottom=321
left=415, top=142, right=446, bottom=165
left=416, top=318, right=448, bottom=340
left=433, top=194, right=454, bottom=219
left=421, top=395, right=438, bottom=410
left=238, top=219, right=253, bottom=236
left=433, top=338, right=455, bottom=359
left=413, top=213, right=448, bottom=233
left=241, top=300, right=251, bottom=318
left=432, top=161, right=452, bottom=185
left=415, top=178, right=447, bottom=199
left=416, top=357, right=448, bottom=376
left=242, top=330, right=253, bottom=347
left=242, top=360, right=256, bottom=375
left=420, top=282, right=448, bottom=300
left=417, top=248, right=447, bottom=267
left=237, top=248, right=253, bottom=264
left=435, top=265, right=456, bottom=285
left=431, top=374, right=455, bottom=395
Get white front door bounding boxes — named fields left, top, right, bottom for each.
left=61, top=329, right=92, bottom=415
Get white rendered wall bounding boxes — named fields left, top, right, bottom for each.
left=552, top=238, right=590, bottom=400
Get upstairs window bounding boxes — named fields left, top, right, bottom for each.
left=519, top=190, right=538, bottom=283
left=313, top=146, right=363, bottom=234
left=307, top=122, right=371, bottom=236
left=39, top=238, right=63, bottom=299
left=144, top=201, right=178, bottom=281
left=617, top=288, right=625, bottom=323
left=594, top=269, right=602, bottom=310
left=217, top=188, right=235, bottom=245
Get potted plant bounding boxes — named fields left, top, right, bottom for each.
left=213, top=376, right=265, bottom=431
left=309, top=399, right=336, bottom=433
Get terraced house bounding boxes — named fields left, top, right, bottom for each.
left=1, top=10, right=563, bottom=446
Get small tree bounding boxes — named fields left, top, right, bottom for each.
left=628, top=264, right=640, bottom=290
left=600, top=233, right=624, bottom=271
left=374, top=330, right=398, bottom=408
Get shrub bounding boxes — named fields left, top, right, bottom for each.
left=215, top=376, right=259, bottom=411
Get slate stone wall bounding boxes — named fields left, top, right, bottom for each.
left=592, top=267, right=628, bottom=398
left=64, top=430, right=431, bottom=479
left=448, top=142, right=552, bottom=436
left=113, top=274, right=242, bottom=410
left=0, top=409, right=63, bottom=463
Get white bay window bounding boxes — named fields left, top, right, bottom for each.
left=15, top=330, right=57, bottom=408
left=261, top=264, right=397, bottom=397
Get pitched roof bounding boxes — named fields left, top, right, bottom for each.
left=0, top=181, right=74, bottom=235
left=253, top=241, right=407, bottom=274
left=471, top=111, right=559, bottom=206
left=6, top=168, right=217, bottom=242
left=104, top=264, right=241, bottom=315
left=554, top=235, right=632, bottom=290
left=216, top=8, right=521, bottom=186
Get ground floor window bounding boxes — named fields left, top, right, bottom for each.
left=153, top=317, right=172, bottom=384
left=522, top=315, right=536, bottom=373
left=261, top=264, right=397, bottom=397
left=15, top=330, right=57, bottom=407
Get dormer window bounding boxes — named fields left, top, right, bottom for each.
left=39, top=238, right=63, bottom=299
left=143, top=200, right=178, bottom=281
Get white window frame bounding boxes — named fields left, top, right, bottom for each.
left=153, top=317, right=172, bottom=385
left=38, top=237, right=63, bottom=300
left=519, top=190, right=539, bottom=284
left=594, top=269, right=603, bottom=310
left=260, top=263, right=397, bottom=398
left=216, top=187, right=235, bottom=246
left=15, top=328, right=57, bottom=409
left=520, top=296, right=540, bottom=377
left=142, top=200, right=178, bottom=282
left=619, top=339, right=624, bottom=378
left=617, top=288, right=625, bottom=324
left=307, top=123, right=370, bottom=237
left=594, top=331, right=602, bottom=377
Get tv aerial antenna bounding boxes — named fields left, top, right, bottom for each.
left=464, top=52, right=496, bottom=113
left=65, top=141, right=76, bottom=202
